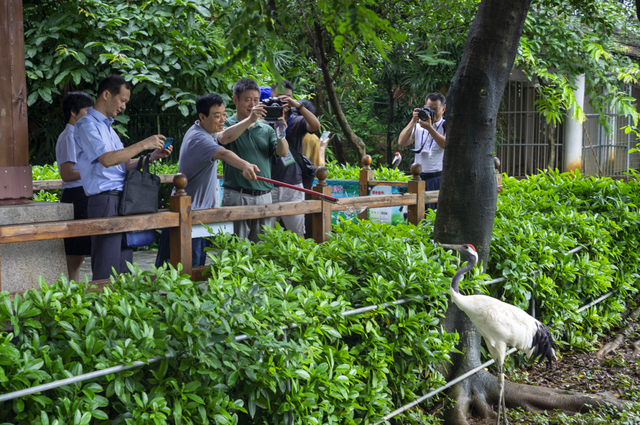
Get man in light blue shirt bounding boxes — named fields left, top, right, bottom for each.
left=74, top=75, right=172, bottom=280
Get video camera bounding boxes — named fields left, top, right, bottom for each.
left=417, top=106, right=435, bottom=123
left=260, top=97, right=285, bottom=123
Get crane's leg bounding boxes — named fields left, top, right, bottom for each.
left=500, top=368, right=509, bottom=425
left=495, top=363, right=503, bottom=425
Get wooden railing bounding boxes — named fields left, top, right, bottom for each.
left=1, top=156, right=432, bottom=292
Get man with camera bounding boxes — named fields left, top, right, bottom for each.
left=267, top=80, right=321, bottom=237
left=398, top=92, right=446, bottom=210
left=218, top=78, right=289, bottom=242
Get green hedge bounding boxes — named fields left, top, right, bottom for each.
left=30, top=161, right=409, bottom=204
left=8, top=169, right=640, bottom=423
left=0, top=222, right=463, bottom=424
left=485, top=170, right=640, bottom=351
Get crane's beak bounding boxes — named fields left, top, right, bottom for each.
left=437, top=243, right=464, bottom=251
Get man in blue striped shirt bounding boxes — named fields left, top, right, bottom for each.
left=74, top=75, right=172, bottom=280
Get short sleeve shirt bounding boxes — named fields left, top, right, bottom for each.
left=74, top=108, right=127, bottom=196
left=177, top=121, right=224, bottom=210
left=55, top=124, right=83, bottom=190
left=271, top=115, right=307, bottom=185
left=222, top=115, right=278, bottom=192
left=413, top=118, right=446, bottom=173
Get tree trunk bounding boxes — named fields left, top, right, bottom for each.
left=547, top=122, right=556, bottom=170
left=432, top=2, right=625, bottom=423
left=302, top=19, right=368, bottom=163
left=433, top=0, right=530, bottom=265
left=386, top=81, right=394, bottom=167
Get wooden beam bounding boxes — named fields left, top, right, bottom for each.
left=33, top=174, right=179, bottom=191
left=192, top=200, right=322, bottom=224
left=368, top=180, right=409, bottom=187
left=0, top=0, right=29, bottom=169
left=335, top=193, right=417, bottom=210
left=0, top=212, right=179, bottom=244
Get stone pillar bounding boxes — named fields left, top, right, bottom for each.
left=563, top=74, right=586, bottom=173
left=0, top=202, right=73, bottom=294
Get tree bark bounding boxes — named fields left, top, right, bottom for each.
left=433, top=0, right=531, bottom=266
left=301, top=18, right=368, bottom=162
left=547, top=122, right=556, bottom=170
left=386, top=81, right=394, bottom=166
left=432, top=2, right=626, bottom=423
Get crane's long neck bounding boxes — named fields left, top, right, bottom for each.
left=450, top=253, right=477, bottom=294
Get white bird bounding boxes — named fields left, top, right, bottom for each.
left=391, top=152, right=402, bottom=169
left=440, top=243, right=556, bottom=425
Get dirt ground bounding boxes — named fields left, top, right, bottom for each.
left=466, top=321, right=640, bottom=424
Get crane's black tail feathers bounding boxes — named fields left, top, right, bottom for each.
left=531, top=322, right=556, bottom=369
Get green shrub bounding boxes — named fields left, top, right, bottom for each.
left=485, top=170, right=640, bottom=351
left=0, top=222, right=463, bottom=424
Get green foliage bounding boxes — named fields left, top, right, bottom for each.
left=486, top=170, right=640, bottom=351
left=517, top=0, right=640, bottom=130
left=0, top=223, right=463, bottom=423
left=325, top=161, right=410, bottom=181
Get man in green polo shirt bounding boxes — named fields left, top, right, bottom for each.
left=219, top=78, right=289, bottom=242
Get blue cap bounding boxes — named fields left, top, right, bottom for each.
left=260, top=86, right=272, bottom=101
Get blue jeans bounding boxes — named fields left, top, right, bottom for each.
left=421, top=172, right=442, bottom=211
left=154, top=228, right=210, bottom=269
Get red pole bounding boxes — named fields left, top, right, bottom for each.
left=257, top=176, right=339, bottom=203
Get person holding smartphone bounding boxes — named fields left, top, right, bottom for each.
left=74, top=75, right=173, bottom=280
left=267, top=80, right=321, bottom=238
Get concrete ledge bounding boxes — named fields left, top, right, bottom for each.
left=0, top=201, right=73, bottom=294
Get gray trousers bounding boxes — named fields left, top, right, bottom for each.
left=268, top=184, right=305, bottom=236
left=221, top=189, right=273, bottom=243
left=87, top=193, right=133, bottom=280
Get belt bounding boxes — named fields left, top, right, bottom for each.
left=226, top=186, right=271, bottom=196
left=95, top=190, right=122, bottom=196
left=421, top=171, right=442, bottom=178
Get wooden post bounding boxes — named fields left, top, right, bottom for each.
left=494, top=156, right=503, bottom=193
left=312, top=167, right=332, bottom=243
left=169, top=174, right=192, bottom=275
left=0, top=0, right=32, bottom=204
left=359, top=155, right=374, bottom=220
left=407, top=163, right=425, bottom=225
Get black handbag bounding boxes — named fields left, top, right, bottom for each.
left=290, top=147, right=317, bottom=189
left=118, top=154, right=160, bottom=216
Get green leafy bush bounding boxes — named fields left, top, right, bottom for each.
left=0, top=222, right=464, bottom=424
left=485, top=170, right=640, bottom=351
left=324, top=161, right=410, bottom=182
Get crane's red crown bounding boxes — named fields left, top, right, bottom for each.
left=465, top=244, right=476, bottom=252
left=395, top=152, right=400, bottom=155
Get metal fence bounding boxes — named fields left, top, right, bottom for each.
left=497, top=81, right=640, bottom=178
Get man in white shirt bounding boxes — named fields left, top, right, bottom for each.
left=398, top=92, right=446, bottom=210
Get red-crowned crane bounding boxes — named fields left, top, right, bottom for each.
left=439, top=243, right=556, bottom=425
left=391, top=152, right=402, bottom=169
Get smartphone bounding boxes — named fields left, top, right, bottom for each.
left=163, top=137, right=174, bottom=149
left=320, top=131, right=331, bottom=141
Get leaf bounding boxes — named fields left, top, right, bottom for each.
left=295, top=369, right=310, bottom=380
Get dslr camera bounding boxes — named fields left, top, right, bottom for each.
left=417, top=106, right=435, bottom=123
left=260, top=97, right=285, bottom=123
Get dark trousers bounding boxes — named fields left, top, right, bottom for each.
left=87, top=193, right=133, bottom=280
left=154, top=228, right=210, bottom=269
left=421, top=173, right=442, bottom=211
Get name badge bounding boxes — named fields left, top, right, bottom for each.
left=281, top=151, right=296, bottom=167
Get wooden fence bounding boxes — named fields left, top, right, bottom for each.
left=1, top=156, right=440, bottom=293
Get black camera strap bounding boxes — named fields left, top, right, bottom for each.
left=410, top=119, right=445, bottom=154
